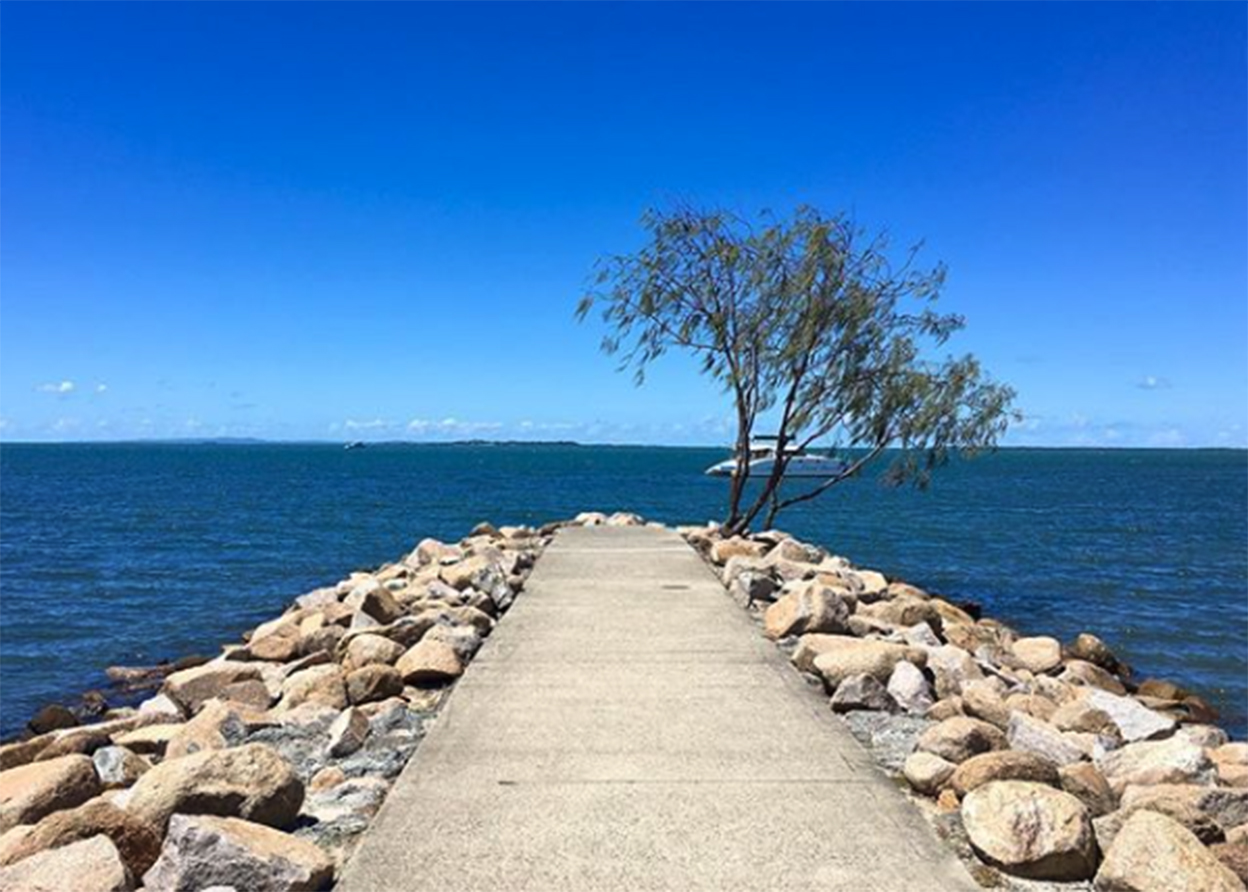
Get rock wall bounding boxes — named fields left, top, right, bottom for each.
left=682, top=521, right=1247, bottom=892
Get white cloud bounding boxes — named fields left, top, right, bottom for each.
left=95, top=383, right=108, bottom=394
left=406, top=417, right=504, bottom=436
left=36, top=380, right=76, bottom=394
left=1147, top=427, right=1187, bottom=447
left=1136, top=375, right=1171, bottom=391
left=344, top=418, right=394, bottom=432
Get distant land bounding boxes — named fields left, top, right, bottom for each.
left=0, top=439, right=1244, bottom=452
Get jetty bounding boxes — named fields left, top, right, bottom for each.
left=337, top=524, right=976, bottom=891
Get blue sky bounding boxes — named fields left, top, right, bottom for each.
left=2, top=3, right=1244, bottom=447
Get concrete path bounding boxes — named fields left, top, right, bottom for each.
left=337, top=526, right=977, bottom=892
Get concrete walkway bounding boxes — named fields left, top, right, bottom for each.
left=337, top=526, right=977, bottom=891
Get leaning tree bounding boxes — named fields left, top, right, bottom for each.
left=577, top=205, right=1018, bottom=535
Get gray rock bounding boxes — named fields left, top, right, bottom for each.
left=841, top=712, right=933, bottom=773
left=887, top=661, right=935, bottom=715
left=830, top=673, right=897, bottom=714
left=1007, top=712, right=1086, bottom=767
left=1082, top=688, right=1175, bottom=743
left=142, top=814, right=334, bottom=892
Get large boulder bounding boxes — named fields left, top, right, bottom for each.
left=162, top=662, right=264, bottom=715
left=950, top=751, right=1061, bottom=799
left=126, top=743, right=304, bottom=832
left=811, top=639, right=926, bottom=690
left=0, top=834, right=132, bottom=892
left=961, top=781, right=1097, bottom=880
left=395, top=639, right=464, bottom=684
left=762, top=586, right=851, bottom=640
left=0, top=754, right=101, bottom=833
left=1080, top=689, right=1175, bottom=743
left=1096, top=736, right=1215, bottom=795
left=0, top=797, right=161, bottom=877
left=1119, top=784, right=1248, bottom=831
left=1094, top=809, right=1245, bottom=892
left=1094, top=799, right=1225, bottom=852
left=915, top=717, right=1008, bottom=764
left=142, top=814, right=334, bottom=892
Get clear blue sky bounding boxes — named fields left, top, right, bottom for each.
left=2, top=3, right=1244, bottom=446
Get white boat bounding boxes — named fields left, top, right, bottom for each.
left=704, top=439, right=848, bottom=478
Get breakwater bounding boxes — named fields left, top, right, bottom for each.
left=0, top=511, right=1245, bottom=891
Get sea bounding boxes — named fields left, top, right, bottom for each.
left=1, top=443, right=1245, bottom=739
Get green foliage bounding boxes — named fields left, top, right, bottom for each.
left=577, top=204, right=1019, bottom=533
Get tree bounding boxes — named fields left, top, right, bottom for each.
left=576, top=205, right=1018, bottom=535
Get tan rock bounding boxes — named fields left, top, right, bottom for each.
left=343, top=634, right=406, bottom=672
left=247, top=623, right=303, bottom=662
left=851, top=569, right=889, bottom=599
left=961, top=781, right=1097, bottom=880
left=915, top=717, right=1008, bottom=764
left=111, top=723, right=180, bottom=757
left=126, top=743, right=303, bottom=832
left=1213, top=834, right=1248, bottom=887
left=856, top=596, right=942, bottom=630
left=961, top=681, right=1010, bottom=730
left=903, top=752, right=956, bottom=796
left=709, top=536, right=767, bottom=565
left=345, top=664, right=405, bottom=705
left=1094, top=810, right=1245, bottom=892
left=1059, top=761, right=1117, bottom=817
left=32, top=730, right=111, bottom=762
left=1094, top=799, right=1225, bottom=852
left=1068, top=632, right=1125, bottom=673
left=1051, top=699, right=1117, bottom=736
left=809, top=638, right=926, bottom=690
left=279, top=665, right=347, bottom=711
left=1119, top=784, right=1248, bottom=832
left=0, top=739, right=53, bottom=773
left=925, top=697, right=965, bottom=721
left=1214, top=744, right=1248, bottom=767
left=762, top=586, right=851, bottom=639
left=1058, top=659, right=1127, bottom=695
left=162, top=662, right=263, bottom=715
left=1005, top=692, right=1058, bottom=721
left=1011, top=636, right=1063, bottom=674
left=0, top=755, right=101, bottom=833
left=1096, top=736, right=1215, bottom=795
left=950, top=751, right=1061, bottom=798
left=0, top=796, right=161, bottom=877
left=926, top=644, right=985, bottom=699
left=141, top=814, right=334, bottom=891
left=396, top=639, right=464, bottom=684
left=0, top=834, right=132, bottom=892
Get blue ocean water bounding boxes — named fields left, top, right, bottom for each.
left=1, top=444, right=1245, bottom=739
